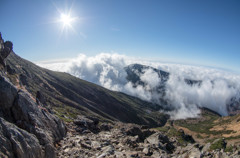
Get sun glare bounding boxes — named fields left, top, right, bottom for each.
left=53, top=3, right=81, bottom=36
left=60, top=13, right=73, bottom=26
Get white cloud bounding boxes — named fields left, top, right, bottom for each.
left=37, top=53, right=240, bottom=119
left=140, top=68, right=161, bottom=90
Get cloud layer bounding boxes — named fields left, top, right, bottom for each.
left=37, top=53, right=240, bottom=119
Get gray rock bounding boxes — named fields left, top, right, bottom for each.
left=146, top=133, right=160, bottom=145
left=0, top=75, right=18, bottom=109
left=146, top=132, right=175, bottom=153
left=99, top=123, right=113, bottom=131
left=0, top=117, right=43, bottom=158
left=146, top=132, right=170, bottom=145
left=143, top=147, right=153, bottom=156
left=36, top=91, right=46, bottom=105
left=0, top=73, right=66, bottom=158
left=6, top=65, right=16, bottom=74
left=178, top=129, right=195, bottom=143
left=124, top=124, right=142, bottom=136
left=1, top=41, right=12, bottom=59
left=123, top=135, right=139, bottom=148
left=11, top=91, right=66, bottom=157
left=0, top=34, right=13, bottom=67
left=202, top=142, right=211, bottom=154
left=74, top=115, right=99, bottom=133
left=101, top=145, right=115, bottom=155
left=19, top=74, right=28, bottom=86
left=188, top=147, right=202, bottom=158
left=91, top=141, right=101, bottom=149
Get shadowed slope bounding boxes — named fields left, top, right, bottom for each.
left=6, top=52, right=169, bottom=127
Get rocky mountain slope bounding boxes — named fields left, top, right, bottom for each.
left=56, top=118, right=240, bottom=158
left=0, top=33, right=167, bottom=157
left=1, top=33, right=240, bottom=158
left=5, top=51, right=168, bottom=127
left=0, top=33, right=66, bottom=158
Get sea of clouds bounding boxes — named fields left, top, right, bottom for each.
left=37, top=53, right=240, bottom=119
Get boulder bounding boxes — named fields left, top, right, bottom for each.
left=188, top=147, right=202, bottom=158
left=0, top=117, right=43, bottom=158
left=0, top=34, right=13, bottom=67
left=124, top=124, right=142, bottom=136
left=36, top=91, right=46, bottom=105
left=178, top=129, right=195, bottom=143
left=146, top=132, right=175, bottom=153
left=101, top=145, right=115, bottom=155
left=74, top=115, right=100, bottom=133
left=99, top=123, right=113, bottom=131
left=146, top=132, right=169, bottom=145
left=0, top=75, right=18, bottom=109
left=123, top=135, right=139, bottom=148
left=120, top=123, right=154, bottom=141
left=142, top=147, right=152, bottom=156
left=6, top=65, right=16, bottom=74
left=19, top=74, right=28, bottom=86
left=1, top=41, right=13, bottom=59
left=91, top=141, right=101, bottom=150
left=202, top=142, right=211, bottom=154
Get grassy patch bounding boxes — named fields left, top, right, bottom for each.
left=225, top=145, right=234, bottom=152
left=54, top=106, right=79, bottom=122
left=155, top=126, right=193, bottom=146
left=174, top=109, right=222, bottom=135
left=225, top=135, right=240, bottom=140
left=154, top=126, right=170, bottom=133
left=196, top=134, right=203, bottom=139
left=209, top=139, right=226, bottom=151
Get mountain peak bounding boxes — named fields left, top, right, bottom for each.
left=0, top=33, right=13, bottom=67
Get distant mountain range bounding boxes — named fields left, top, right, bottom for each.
left=125, top=63, right=240, bottom=115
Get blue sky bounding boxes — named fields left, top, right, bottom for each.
left=0, top=0, right=240, bottom=72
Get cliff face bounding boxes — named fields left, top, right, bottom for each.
left=0, top=34, right=66, bottom=158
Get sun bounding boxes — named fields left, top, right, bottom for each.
left=53, top=4, right=81, bottom=36
left=60, top=13, right=73, bottom=27
left=56, top=11, right=79, bottom=35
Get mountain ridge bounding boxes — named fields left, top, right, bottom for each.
left=5, top=51, right=169, bottom=127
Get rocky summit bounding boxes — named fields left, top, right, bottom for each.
left=0, top=33, right=240, bottom=158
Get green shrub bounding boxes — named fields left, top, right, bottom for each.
left=225, top=145, right=233, bottom=152
left=209, top=139, right=226, bottom=151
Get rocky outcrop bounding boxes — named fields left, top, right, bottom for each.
left=0, top=74, right=66, bottom=157
left=0, top=33, right=12, bottom=67
left=36, top=91, right=46, bottom=105
left=74, top=115, right=100, bottom=134
left=12, top=90, right=66, bottom=157
left=0, top=76, right=18, bottom=110
left=178, top=128, right=195, bottom=143
left=0, top=117, right=43, bottom=158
